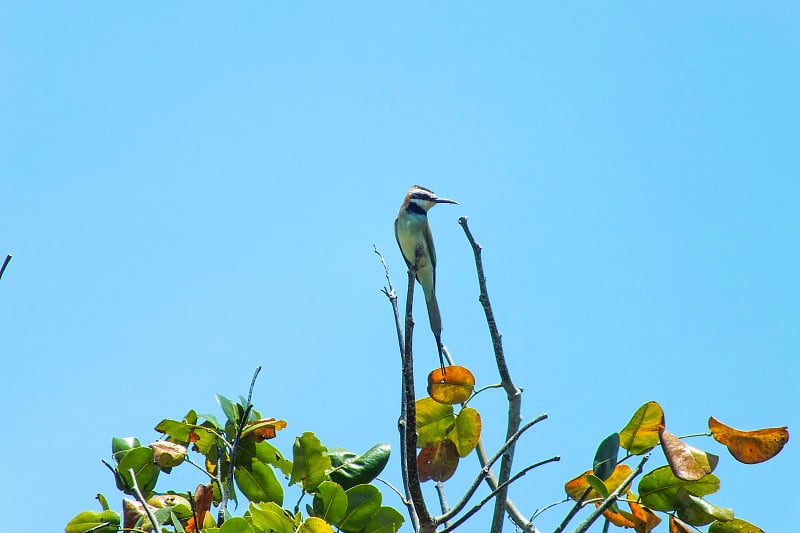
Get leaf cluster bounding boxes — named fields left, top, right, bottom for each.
left=563, top=401, right=788, bottom=533
left=416, top=366, right=482, bottom=482
left=65, top=392, right=403, bottom=533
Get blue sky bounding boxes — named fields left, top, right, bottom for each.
left=1, top=3, right=797, bottom=532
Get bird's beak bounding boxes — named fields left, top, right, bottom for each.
left=434, top=197, right=459, bottom=205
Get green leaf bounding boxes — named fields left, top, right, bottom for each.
left=584, top=474, right=609, bottom=498
left=638, top=465, right=720, bottom=512
left=155, top=419, right=221, bottom=455
left=447, top=408, right=482, bottom=457
left=708, top=518, right=765, bottom=532
left=312, top=480, right=348, bottom=525
left=675, top=489, right=734, bottom=526
left=170, top=510, right=187, bottom=533
left=112, top=436, right=141, bottom=462
left=328, top=443, right=391, bottom=490
left=416, top=397, right=455, bottom=447
left=593, top=433, right=620, bottom=481
left=65, top=510, right=120, bottom=533
left=217, top=393, right=243, bottom=426
left=237, top=438, right=293, bottom=478
left=362, top=506, right=405, bottom=533
left=117, top=446, right=159, bottom=495
left=290, top=432, right=331, bottom=492
left=219, top=516, right=255, bottom=533
left=235, top=456, right=284, bottom=505
left=339, top=484, right=382, bottom=532
left=619, top=401, right=664, bottom=454
left=249, top=502, right=295, bottom=533
left=297, top=516, right=335, bottom=533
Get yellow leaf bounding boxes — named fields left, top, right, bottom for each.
left=620, top=401, right=665, bottom=454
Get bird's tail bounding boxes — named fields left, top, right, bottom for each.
left=423, top=287, right=445, bottom=371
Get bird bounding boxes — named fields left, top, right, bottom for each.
left=395, top=185, right=458, bottom=371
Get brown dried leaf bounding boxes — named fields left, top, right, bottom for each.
left=417, top=440, right=459, bottom=482
left=660, top=428, right=718, bottom=481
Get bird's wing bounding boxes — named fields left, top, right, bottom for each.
left=394, top=217, right=413, bottom=269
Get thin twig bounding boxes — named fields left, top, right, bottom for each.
left=442, top=456, right=560, bottom=533
left=440, top=414, right=549, bottom=523
left=0, top=254, right=11, bottom=282
left=374, top=245, right=405, bottom=359
left=218, top=366, right=262, bottom=525
left=375, top=246, right=418, bottom=530
left=530, top=497, right=571, bottom=521
left=128, top=468, right=163, bottom=533
left=569, top=454, right=650, bottom=533
left=474, top=438, right=540, bottom=532
left=436, top=481, right=451, bottom=527
left=459, top=217, right=523, bottom=533
left=376, top=477, right=410, bottom=505
left=554, top=488, right=592, bottom=533
left=187, top=489, right=199, bottom=533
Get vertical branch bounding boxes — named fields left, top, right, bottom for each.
left=404, top=245, right=434, bottom=531
left=218, top=366, right=262, bottom=525
left=375, top=246, right=418, bottom=529
left=459, top=217, right=523, bottom=533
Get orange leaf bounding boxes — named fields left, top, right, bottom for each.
left=601, top=506, right=640, bottom=529
left=564, top=465, right=632, bottom=501
left=628, top=499, right=661, bottom=533
left=427, top=366, right=475, bottom=404
left=185, top=483, right=214, bottom=532
left=245, top=418, right=288, bottom=442
left=669, top=515, right=695, bottom=533
left=660, top=428, right=718, bottom=481
left=417, top=440, right=459, bottom=482
left=708, top=417, right=789, bottom=464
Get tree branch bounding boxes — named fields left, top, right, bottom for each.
left=403, top=245, right=434, bottom=531
left=0, top=254, right=11, bottom=282
left=459, top=216, right=523, bottom=533
left=218, top=366, right=261, bottom=525
left=128, top=468, right=163, bottom=533
left=375, top=246, right=418, bottom=530
left=442, top=456, right=560, bottom=533
left=569, top=454, right=650, bottom=533
left=440, top=414, right=549, bottom=524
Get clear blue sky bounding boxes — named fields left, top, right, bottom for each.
left=2, top=3, right=797, bottom=532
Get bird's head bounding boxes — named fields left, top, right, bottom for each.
left=404, top=185, right=459, bottom=212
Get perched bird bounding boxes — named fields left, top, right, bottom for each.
left=395, top=185, right=458, bottom=370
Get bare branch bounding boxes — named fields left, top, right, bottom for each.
left=459, top=216, right=523, bottom=533
left=128, top=468, right=163, bottom=533
left=375, top=246, right=419, bottom=529
left=218, top=366, right=262, bottom=525
left=374, top=245, right=404, bottom=359
left=0, top=254, right=11, bottom=282
left=440, top=414, right=549, bottom=524
left=473, top=439, right=541, bottom=532
left=436, top=481, right=451, bottom=528
left=442, top=456, right=560, bottom=532
left=403, top=245, right=434, bottom=530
